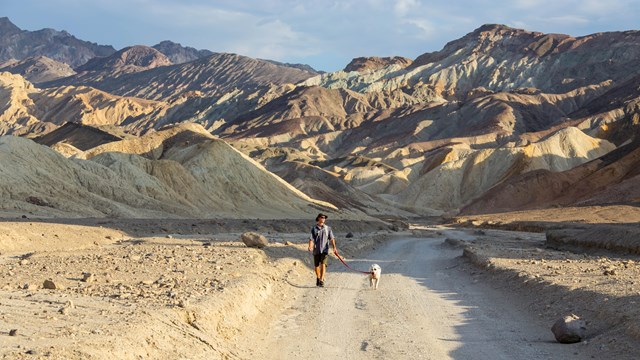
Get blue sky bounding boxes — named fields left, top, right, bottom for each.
left=2, top=0, right=639, bottom=71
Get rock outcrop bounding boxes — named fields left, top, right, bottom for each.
left=152, top=40, right=214, bottom=64
left=344, top=56, right=412, bottom=73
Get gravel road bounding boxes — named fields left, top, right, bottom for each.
left=241, top=231, right=596, bottom=359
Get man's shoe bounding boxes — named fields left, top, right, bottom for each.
left=316, top=278, right=320, bottom=287
left=319, top=280, right=325, bottom=287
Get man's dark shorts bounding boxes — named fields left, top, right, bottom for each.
left=314, top=253, right=329, bottom=267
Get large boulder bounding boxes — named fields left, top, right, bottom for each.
left=240, top=232, right=268, bottom=248
left=551, top=314, right=586, bottom=343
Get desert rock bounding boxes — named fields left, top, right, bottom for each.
left=551, top=314, right=587, bottom=343
left=43, top=279, right=61, bottom=290
left=240, top=232, right=268, bottom=248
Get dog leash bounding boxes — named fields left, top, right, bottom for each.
left=333, top=250, right=372, bottom=275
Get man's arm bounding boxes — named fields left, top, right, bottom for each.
left=328, top=227, right=337, bottom=253
left=308, top=238, right=314, bottom=252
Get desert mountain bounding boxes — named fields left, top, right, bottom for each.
left=217, top=80, right=611, bottom=154
left=0, top=56, right=75, bottom=83
left=75, top=45, right=173, bottom=75
left=51, top=45, right=175, bottom=90
left=0, top=17, right=115, bottom=67
left=46, top=52, right=318, bottom=101
left=461, top=119, right=640, bottom=214
left=0, top=72, right=297, bottom=137
left=0, top=72, right=167, bottom=137
left=4, top=23, right=640, bottom=217
left=213, top=25, right=640, bottom=214
left=244, top=146, right=416, bottom=217
left=152, top=40, right=214, bottom=64
left=304, top=25, right=640, bottom=98
left=387, top=127, right=614, bottom=212
left=0, top=123, right=345, bottom=218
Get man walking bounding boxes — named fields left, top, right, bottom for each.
left=308, top=213, right=337, bottom=287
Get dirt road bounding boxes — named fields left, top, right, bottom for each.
left=239, top=231, right=594, bottom=359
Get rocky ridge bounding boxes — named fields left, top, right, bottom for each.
left=0, top=17, right=115, bottom=67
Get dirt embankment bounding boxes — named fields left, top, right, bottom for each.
left=546, top=226, right=640, bottom=255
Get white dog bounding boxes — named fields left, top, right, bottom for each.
left=369, top=264, right=381, bottom=289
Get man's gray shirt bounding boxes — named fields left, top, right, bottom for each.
left=310, top=224, right=334, bottom=255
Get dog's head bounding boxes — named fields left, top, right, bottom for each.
left=370, top=264, right=381, bottom=272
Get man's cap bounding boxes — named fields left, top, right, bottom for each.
left=316, top=213, right=328, bottom=221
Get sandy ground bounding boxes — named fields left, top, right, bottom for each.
left=0, top=218, right=638, bottom=359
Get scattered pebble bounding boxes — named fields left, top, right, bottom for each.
left=43, top=279, right=62, bottom=290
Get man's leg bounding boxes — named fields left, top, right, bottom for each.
left=314, top=265, right=321, bottom=281
left=320, top=263, right=326, bottom=282
left=314, top=254, right=321, bottom=286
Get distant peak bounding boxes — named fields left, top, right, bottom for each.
left=0, top=17, right=15, bottom=25
left=0, top=17, right=22, bottom=35
left=115, top=45, right=173, bottom=66
left=463, top=24, right=545, bottom=41
left=344, top=56, right=412, bottom=73
left=115, top=45, right=170, bottom=59
left=454, top=24, right=548, bottom=45
left=76, top=45, right=172, bottom=72
left=120, top=45, right=157, bottom=52
left=156, top=40, right=180, bottom=46
left=475, top=24, right=513, bottom=33
left=467, top=23, right=545, bottom=38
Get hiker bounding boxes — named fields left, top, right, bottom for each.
left=308, top=213, right=337, bottom=287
